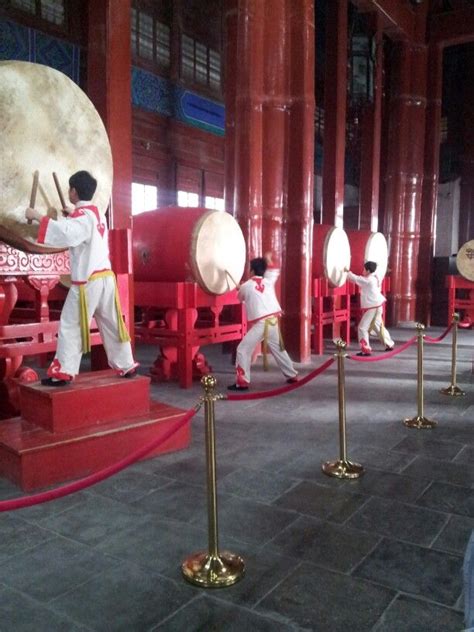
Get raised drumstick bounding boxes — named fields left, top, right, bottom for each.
left=225, top=269, right=239, bottom=289
left=27, top=170, right=39, bottom=224
left=52, top=172, right=67, bottom=210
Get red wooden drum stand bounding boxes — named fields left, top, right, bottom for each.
left=446, top=275, right=474, bottom=327
left=134, top=281, right=246, bottom=388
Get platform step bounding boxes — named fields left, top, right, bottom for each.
left=19, top=370, right=151, bottom=433
left=0, top=400, right=190, bottom=491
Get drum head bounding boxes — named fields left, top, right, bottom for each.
left=323, top=226, right=351, bottom=287
left=0, top=61, right=113, bottom=254
left=365, top=232, right=388, bottom=281
left=456, top=240, right=474, bottom=281
left=191, top=210, right=246, bottom=294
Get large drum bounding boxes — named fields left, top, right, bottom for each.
left=133, top=207, right=246, bottom=295
left=456, top=240, right=474, bottom=281
left=312, top=224, right=351, bottom=287
left=0, top=61, right=113, bottom=254
left=346, top=230, right=389, bottom=280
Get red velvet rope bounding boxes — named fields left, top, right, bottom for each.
left=425, top=323, right=453, bottom=343
left=348, top=335, right=417, bottom=362
left=226, top=357, right=336, bottom=401
left=0, top=407, right=197, bottom=512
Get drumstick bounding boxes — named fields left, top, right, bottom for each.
left=225, top=269, right=239, bottom=289
left=27, top=170, right=39, bottom=224
left=52, top=172, right=67, bottom=210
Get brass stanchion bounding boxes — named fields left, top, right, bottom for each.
left=404, top=323, right=437, bottom=429
left=322, top=340, right=364, bottom=479
left=440, top=313, right=466, bottom=397
left=182, top=375, right=245, bottom=588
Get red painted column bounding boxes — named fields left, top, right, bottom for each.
left=224, top=0, right=238, bottom=217
left=87, top=0, right=132, bottom=231
left=359, top=14, right=383, bottom=232
left=261, top=0, right=288, bottom=265
left=87, top=0, right=134, bottom=341
left=322, top=0, right=347, bottom=228
left=232, top=0, right=264, bottom=260
left=417, top=43, right=443, bottom=324
left=384, top=40, right=427, bottom=324
left=281, top=0, right=315, bottom=362
left=459, top=49, right=474, bottom=245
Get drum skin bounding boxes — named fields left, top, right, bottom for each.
left=456, top=240, right=474, bottom=282
left=346, top=230, right=389, bottom=280
left=0, top=61, right=113, bottom=254
left=312, top=224, right=351, bottom=287
left=132, top=207, right=246, bottom=295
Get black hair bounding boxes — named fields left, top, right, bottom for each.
left=69, top=171, right=97, bottom=201
left=250, top=257, right=267, bottom=277
left=364, top=261, right=377, bottom=273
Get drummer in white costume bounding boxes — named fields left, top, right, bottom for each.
left=228, top=252, right=298, bottom=391
left=345, top=261, right=395, bottom=356
left=25, top=171, right=138, bottom=386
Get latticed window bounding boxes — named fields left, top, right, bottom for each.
left=180, top=34, right=221, bottom=92
left=9, top=0, right=65, bottom=25
left=131, top=7, right=170, bottom=68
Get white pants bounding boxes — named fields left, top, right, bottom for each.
left=358, top=306, right=394, bottom=351
left=235, top=318, right=297, bottom=385
left=48, top=276, right=137, bottom=379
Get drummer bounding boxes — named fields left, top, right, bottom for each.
left=344, top=261, right=395, bottom=356
left=25, top=170, right=138, bottom=386
left=228, top=252, right=298, bottom=390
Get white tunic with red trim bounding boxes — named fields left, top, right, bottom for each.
left=347, top=271, right=386, bottom=309
left=237, top=267, right=281, bottom=324
left=37, top=201, right=110, bottom=282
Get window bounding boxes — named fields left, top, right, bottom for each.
left=180, top=34, right=221, bottom=91
left=131, top=7, right=170, bottom=68
left=177, top=191, right=199, bottom=207
left=205, top=196, right=224, bottom=211
left=9, top=0, right=65, bottom=25
left=132, top=182, right=158, bottom=215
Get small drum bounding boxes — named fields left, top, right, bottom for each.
left=312, top=224, right=351, bottom=287
left=456, top=240, right=474, bottom=282
left=133, top=207, right=246, bottom=295
left=346, top=230, right=389, bottom=280
left=0, top=61, right=113, bottom=254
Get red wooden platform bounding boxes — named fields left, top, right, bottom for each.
left=0, top=370, right=191, bottom=491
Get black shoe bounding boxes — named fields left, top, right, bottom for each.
left=385, top=346, right=394, bottom=351
left=41, top=377, right=69, bottom=387
left=356, top=352, right=371, bottom=357
left=286, top=377, right=299, bottom=384
left=227, top=384, right=249, bottom=391
left=122, top=369, right=137, bottom=379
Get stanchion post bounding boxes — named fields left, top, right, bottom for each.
left=322, top=340, right=364, bottom=479
left=404, top=323, right=437, bottom=429
left=440, top=313, right=465, bottom=397
left=181, top=375, right=245, bottom=588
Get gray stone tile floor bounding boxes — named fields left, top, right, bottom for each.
left=0, top=326, right=472, bottom=631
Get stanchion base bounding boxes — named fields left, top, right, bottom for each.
left=321, top=459, right=364, bottom=479
left=403, top=415, right=437, bottom=429
left=181, top=551, right=245, bottom=588
left=440, top=385, right=466, bottom=397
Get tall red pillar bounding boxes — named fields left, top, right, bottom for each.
left=261, top=0, right=288, bottom=264
left=384, top=40, right=427, bottom=324
left=281, top=0, right=315, bottom=362
left=224, top=0, right=238, bottom=217
left=231, top=0, right=264, bottom=260
left=459, top=49, right=474, bottom=245
left=359, top=14, right=383, bottom=232
left=418, top=43, right=443, bottom=324
left=87, top=0, right=133, bottom=231
left=322, top=0, right=347, bottom=228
